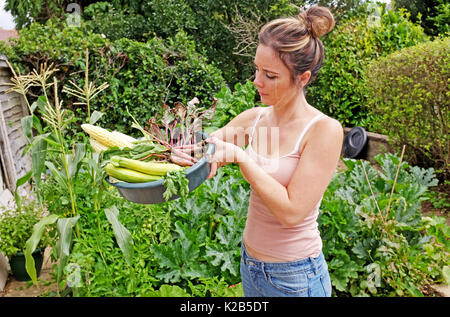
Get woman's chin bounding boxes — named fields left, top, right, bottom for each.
left=259, top=96, right=272, bottom=105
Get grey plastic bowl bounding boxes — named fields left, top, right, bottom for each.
left=105, top=132, right=214, bottom=204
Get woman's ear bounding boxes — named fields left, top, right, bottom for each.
left=296, top=71, right=311, bottom=88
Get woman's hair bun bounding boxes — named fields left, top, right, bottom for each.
left=298, top=6, right=335, bottom=38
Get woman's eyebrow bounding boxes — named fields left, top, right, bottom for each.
left=254, top=62, right=279, bottom=74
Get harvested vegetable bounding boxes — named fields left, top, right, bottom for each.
left=110, top=156, right=183, bottom=176
left=105, top=163, right=162, bottom=183
left=90, top=138, right=108, bottom=153
left=82, top=97, right=215, bottom=202
left=163, top=169, right=189, bottom=201
left=82, top=124, right=136, bottom=149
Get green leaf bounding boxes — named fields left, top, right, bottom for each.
left=405, top=282, right=424, bottom=297
left=151, top=284, right=191, bottom=297
left=31, top=134, right=48, bottom=189
left=352, top=238, right=378, bottom=260
left=90, top=110, right=104, bottom=125
left=55, top=216, right=80, bottom=282
left=217, top=183, right=249, bottom=220
left=104, top=205, right=134, bottom=265
left=151, top=222, right=209, bottom=283
left=84, top=154, right=103, bottom=185
left=13, top=170, right=32, bottom=210
left=31, top=96, right=47, bottom=114
left=45, top=161, right=68, bottom=189
left=25, top=214, right=59, bottom=285
left=21, top=115, right=33, bottom=144
left=163, top=169, right=189, bottom=201
left=205, top=246, right=238, bottom=276
left=205, top=216, right=242, bottom=277
left=67, top=143, right=85, bottom=178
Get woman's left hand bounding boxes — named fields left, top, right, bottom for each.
left=205, top=137, right=245, bottom=179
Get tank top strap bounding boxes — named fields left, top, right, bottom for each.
left=291, top=113, right=326, bottom=154
left=249, top=107, right=265, bottom=145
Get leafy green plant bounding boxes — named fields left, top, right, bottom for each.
left=425, top=181, right=450, bottom=213
left=208, top=80, right=259, bottom=131
left=365, top=36, right=449, bottom=180
left=39, top=150, right=448, bottom=297
left=0, top=19, right=225, bottom=138
left=394, top=0, right=449, bottom=36
left=306, top=6, right=428, bottom=127
left=4, top=53, right=139, bottom=294
left=84, top=2, right=150, bottom=41
left=319, top=151, right=448, bottom=296
left=82, top=0, right=305, bottom=85
left=55, top=164, right=247, bottom=296
left=0, top=200, right=51, bottom=259
left=151, top=220, right=211, bottom=284
left=428, top=0, right=450, bottom=35
left=4, top=0, right=65, bottom=29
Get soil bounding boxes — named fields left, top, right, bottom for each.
left=1, top=162, right=448, bottom=297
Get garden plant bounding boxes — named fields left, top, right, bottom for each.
left=0, top=1, right=448, bottom=297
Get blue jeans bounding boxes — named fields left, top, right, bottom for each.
left=240, top=243, right=332, bottom=297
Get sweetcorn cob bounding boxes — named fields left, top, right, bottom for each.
left=105, top=163, right=162, bottom=183
left=90, top=138, right=108, bottom=153
left=111, top=131, right=137, bottom=145
left=111, top=156, right=182, bottom=176
left=81, top=124, right=134, bottom=149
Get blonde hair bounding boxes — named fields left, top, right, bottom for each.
left=258, top=6, right=335, bottom=86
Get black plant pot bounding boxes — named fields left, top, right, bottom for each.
left=9, top=247, right=45, bottom=281
left=342, top=126, right=369, bottom=160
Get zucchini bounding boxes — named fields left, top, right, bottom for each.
left=105, top=163, right=162, bottom=183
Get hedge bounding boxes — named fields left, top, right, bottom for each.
left=0, top=19, right=225, bottom=136
left=365, top=36, right=449, bottom=180
left=306, top=9, right=428, bottom=128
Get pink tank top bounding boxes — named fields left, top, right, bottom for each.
left=243, top=107, right=325, bottom=261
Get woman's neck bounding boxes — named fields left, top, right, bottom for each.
left=270, top=91, right=311, bottom=126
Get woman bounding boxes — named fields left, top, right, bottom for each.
left=205, top=6, right=343, bottom=297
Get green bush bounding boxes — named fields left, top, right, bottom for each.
left=394, top=0, right=449, bottom=36
left=84, top=2, right=150, bottom=42
left=365, top=36, right=449, bottom=180
left=306, top=8, right=428, bottom=127
left=0, top=19, right=108, bottom=74
left=206, top=80, right=259, bottom=131
left=82, top=0, right=304, bottom=85
left=0, top=200, right=51, bottom=258
left=0, top=19, right=225, bottom=136
left=428, top=0, right=450, bottom=36
left=93, top=31, right=225, bottom=135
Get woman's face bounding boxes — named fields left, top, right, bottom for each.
left=253, top=44, right=301, bottom=107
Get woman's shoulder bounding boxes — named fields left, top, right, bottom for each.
left=310, top=113, right=344, bottom=142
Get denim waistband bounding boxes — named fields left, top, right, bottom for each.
left=241, top=242, right=325, bottom=275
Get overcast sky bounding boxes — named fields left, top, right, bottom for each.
left=0, top=0, right=15, bottom=29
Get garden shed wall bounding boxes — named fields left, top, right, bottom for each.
left=0, top=54, right=32, bottom=206
left=0, top=54, right=32, bottom=291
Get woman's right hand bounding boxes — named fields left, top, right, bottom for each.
left=174, top=141, right=223, bottom=179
